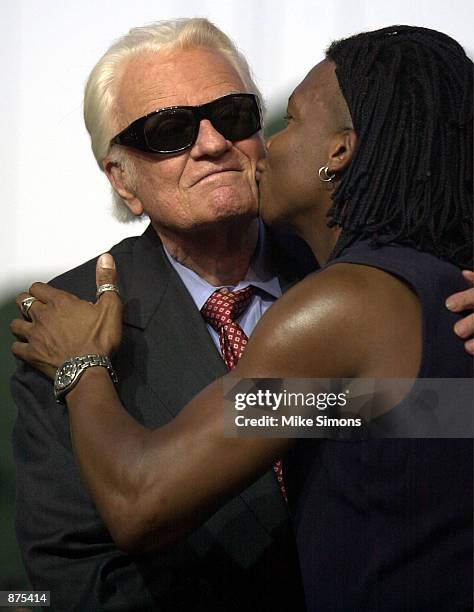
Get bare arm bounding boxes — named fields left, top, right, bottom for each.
left=10, top=255, right=293, bottom=551
left=62, top=368, right=285, bottom=552
left=10, top=255, right=419, bottom=551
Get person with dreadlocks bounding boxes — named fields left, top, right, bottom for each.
left=11, top=25, right=473, bottom=610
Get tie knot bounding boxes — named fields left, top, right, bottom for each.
left=201, top=286, right=255, bottom=331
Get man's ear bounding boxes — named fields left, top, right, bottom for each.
left=327, top=129, right=357, bottom=174
left=103, top=158, right=144, bottom=216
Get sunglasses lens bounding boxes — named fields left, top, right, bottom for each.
left=210, top=95, right=260, bottom=141
left=128, top=95, right=260, bottom=154
left=144, top=108, right=196, bottom=153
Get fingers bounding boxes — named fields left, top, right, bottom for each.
left=444, top=273, right=474, bottom=356
left=16, top=282, right=77, bottom=318
left=11, top=263, right=123, bottom=373
left=95, top=254, right=122, bottom=313
left=28, top=281, right=58, bottom=302
left=11, top=339, right=32, bottom=361
left=16, top=292, right=44, bottom=321
left=11, top=337, right=56, bottom=379
left=445, top=287, right=474, bottom=313
left=445, top=270, right=474, bottom=313
left=96, top=253, right=117, bottom=289
left=454, top=313, right=474, bottom=339
left=16, top=292, right=32, bottom=310
left=10, top=317, right=31, bottom=340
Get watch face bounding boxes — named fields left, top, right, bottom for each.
left=56, top=362, right=78, bottom=389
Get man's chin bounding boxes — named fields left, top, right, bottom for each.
left=204, top=190, right=258, bottom=220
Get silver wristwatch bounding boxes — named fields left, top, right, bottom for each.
left=54, top=354, right=118, bottom=404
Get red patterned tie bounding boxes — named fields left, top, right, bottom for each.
left=201, top=287, right=287, bottom=501
left=201, top=286, right=254, bottom=369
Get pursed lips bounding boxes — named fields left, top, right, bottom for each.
left=190, top=166, right=242, bottom=187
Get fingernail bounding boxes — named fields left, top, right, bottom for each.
left=445, top=299, right=455, bottom=310
left=454, top=321, right=465, bottom=336
left=99, top=253, right=115, bottom=269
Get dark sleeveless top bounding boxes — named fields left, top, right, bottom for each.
left=285, top=241, right=473, bottom=612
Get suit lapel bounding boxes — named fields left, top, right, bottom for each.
left=117, top=224, right=309, bottom=534
left=119, top=224, right=227, bottom=419
left=143, top=273, right=228, bottom=418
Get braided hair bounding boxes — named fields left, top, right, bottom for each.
left=326, top=25, right=473, bottom=269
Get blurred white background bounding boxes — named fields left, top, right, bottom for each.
left=2, top=0, right=472, bottom=300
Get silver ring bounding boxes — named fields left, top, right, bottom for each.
left=20, top=296, right=37, bottom=321
left=96, top=283, right=120, bottom=300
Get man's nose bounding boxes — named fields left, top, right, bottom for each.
left=189, top=119, right=232, bottom=158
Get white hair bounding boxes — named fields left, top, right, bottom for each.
left=83, top=17, right=263, bottom=222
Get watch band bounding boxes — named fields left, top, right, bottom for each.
left=54, top=354, right=118, bottom=404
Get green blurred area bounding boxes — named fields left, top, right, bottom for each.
left=0, top=295, right=28, bottom=590
left=265, top=108, right=287, bottom=139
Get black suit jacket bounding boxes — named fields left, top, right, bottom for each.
left=12, top=224, right=315, bottom=611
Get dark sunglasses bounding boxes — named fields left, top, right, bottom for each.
left=109, top=93, right=262, bottom=155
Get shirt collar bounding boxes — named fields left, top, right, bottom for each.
left=163, top=220, right=282, bottom=311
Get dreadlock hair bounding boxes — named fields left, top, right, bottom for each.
left=326, top=25, right=473, bottom=269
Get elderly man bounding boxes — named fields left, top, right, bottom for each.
left=11, top=18, right=309, bottom=612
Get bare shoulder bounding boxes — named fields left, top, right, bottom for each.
left=236, top=263, right=421, bottom=379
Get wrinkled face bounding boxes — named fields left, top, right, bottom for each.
left=258, top=60, right=341, bottom=229
left=111, top=47, right=265, bottom=233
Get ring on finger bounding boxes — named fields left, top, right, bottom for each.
left=96, top=283, right=120, bottom=300
left=20, top=296, right=38, bottom=321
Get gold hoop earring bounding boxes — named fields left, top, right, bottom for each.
left=318, top=166, right=336, bottom=182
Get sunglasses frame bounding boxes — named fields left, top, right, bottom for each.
left=109, top=93, right=262, bottom=155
